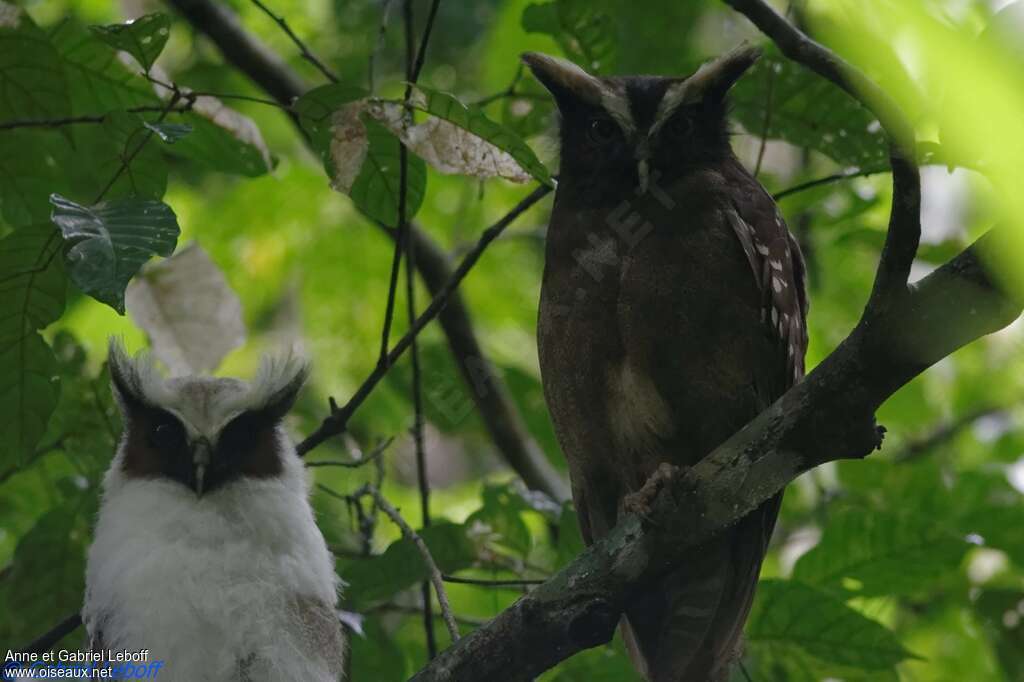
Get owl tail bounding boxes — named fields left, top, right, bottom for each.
left=621, top=493, right=782, bottom=682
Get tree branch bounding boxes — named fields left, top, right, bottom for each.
left=405, top=2, right=1021, bottom=679
left=163, top=0, right=568, bottom=503
left=409, top=231, right=1022, bottom=681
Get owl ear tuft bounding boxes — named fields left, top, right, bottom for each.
left=107, top=339, right=163, bottom=417
left=684, top=44, right=762, bottom=102
left=251, top=352, right=309, bottom=422
left=521, top=52, right=606, bottom=111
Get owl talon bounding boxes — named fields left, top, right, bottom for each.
left=621, top=463, right=688, bottom=526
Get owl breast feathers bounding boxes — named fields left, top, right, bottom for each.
left=526, top=47, right=808, bottom=682
left=83, top=342, right=345, bottom=682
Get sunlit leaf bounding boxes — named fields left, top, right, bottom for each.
left=126, top=243, right=246, bottom=375
left=89, top=13, right=170, bottom=73
left=50, top=193, right=179, bottom=314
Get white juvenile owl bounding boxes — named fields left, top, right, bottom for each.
left=83, top=342, right=345, bottom=681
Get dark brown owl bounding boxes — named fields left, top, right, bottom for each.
left=523, top=47, right=809, bottom=682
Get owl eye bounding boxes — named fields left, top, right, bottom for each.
left=666, top=115, right=692, bottom=139
left=148, top=415, right=185, bottom=452
left=587, top=116, right=617, bottom=144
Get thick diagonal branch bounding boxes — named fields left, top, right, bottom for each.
left=164, top=0, right=568, bottom=502
left=409, top=232, right=1021, bottom=681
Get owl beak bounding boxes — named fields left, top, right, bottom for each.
left=635, top=138, right=651, bottom=194
left=192, top=438, right=212, bottom=497
left=637, top=159, right=650, bottom=194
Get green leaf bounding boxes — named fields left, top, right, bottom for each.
left=0, top=131, right=68, bottom=227
left=0, top=497, right=93, bottom=648
left=144, top=121, right=192, bottom=143
left=161, top=100, right=274, bottom=177
left=69, top=110, right=168, bottom=201
left=348, top=117, right=427, bottom=226
left=0, top=224, right=65, bottom=468
left=50, top=193, right=180, bottom=313
left=89, top=13, right=170, bottom=73
left=49, top=18, right=159, bottom=114
left=522, top=0, right=617, bottom=73
left=792, top=507, right=968, bottom=596
left=974, top=589, right=1024, bottom=681
left=731, top=48, right=888, bottom=168
left=466, top=483, right=535, bottom=556
left=340, top=522, right=477, bottom=608
left=406, top=86, right=553, bottom=186
left=0, top=5, right=71, bottom=123
left=293, top=83, right=369, bottom=136
left=747, top=579, right=914, bottom=670
left=349, top=617, right=409, bottom=681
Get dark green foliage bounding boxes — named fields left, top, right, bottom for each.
left=0, top=1, right=1020, bottom=680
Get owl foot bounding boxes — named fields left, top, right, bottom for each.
left=621, top=463, right=689, bottom=527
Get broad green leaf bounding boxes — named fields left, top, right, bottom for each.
left=731, top=48, right=889, bottom=168
left=522, top=0, right=616, bottom=73
left=49, top=18, right=159, bottom=114
left=348, top=117, right=427, bottom=227
left=89, top=13, right=170, bottom=73
left=747, top=579, right=914, bottom=669
left=0, top=3, right=70, bottom=123
left=744, top=640, right=899, bottom=682
left=293, top=82, right=369, bottom=136
left=69, top=110, right=168, bottom=201
left=0, top=131, right=68, bottom=227
left=792, top=507, right=968, bottom=596
left=397, top=86, right=553, bottom=185
left=0, top=497, right=93, bottom=648
left=0, top=224, right=65, bottom=467
left=50, top=193, right=180, bottom=314
left=162, top=97, right=274, bottom=177
left=339, top=522, right=477, bottom=608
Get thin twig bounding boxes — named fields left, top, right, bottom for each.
left=0, top=105, right=193, bottom=130
left=377, top=0, right=444, bottom=365
left=19, top=613, right=82, bottom=654
left=753, top=60, right=775, bottom=178
left=772, top=166, right=890, bottom=200
left=441, top=574, right=545, bottom=587
left=353, top=484, right=460, bottom=642
left=304, top=437, right=394, bottom=468
left=895, top=405, right=1014, bottom=463
left=250, top=0, right=339, bottom=83
left=297, top=183, right=552, bottom=456
left=472, top=64, right=526, bottom=107
left=367, top=0, right=396, bottom=93
left=93, top=91, right=184, bottom=204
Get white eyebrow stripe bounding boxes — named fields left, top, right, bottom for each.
left=649, top=80, right=691, bottom=137
left=600, top=89, right=635, bottom=136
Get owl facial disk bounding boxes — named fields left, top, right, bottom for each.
left=191, top=436, right=212, bottom=497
